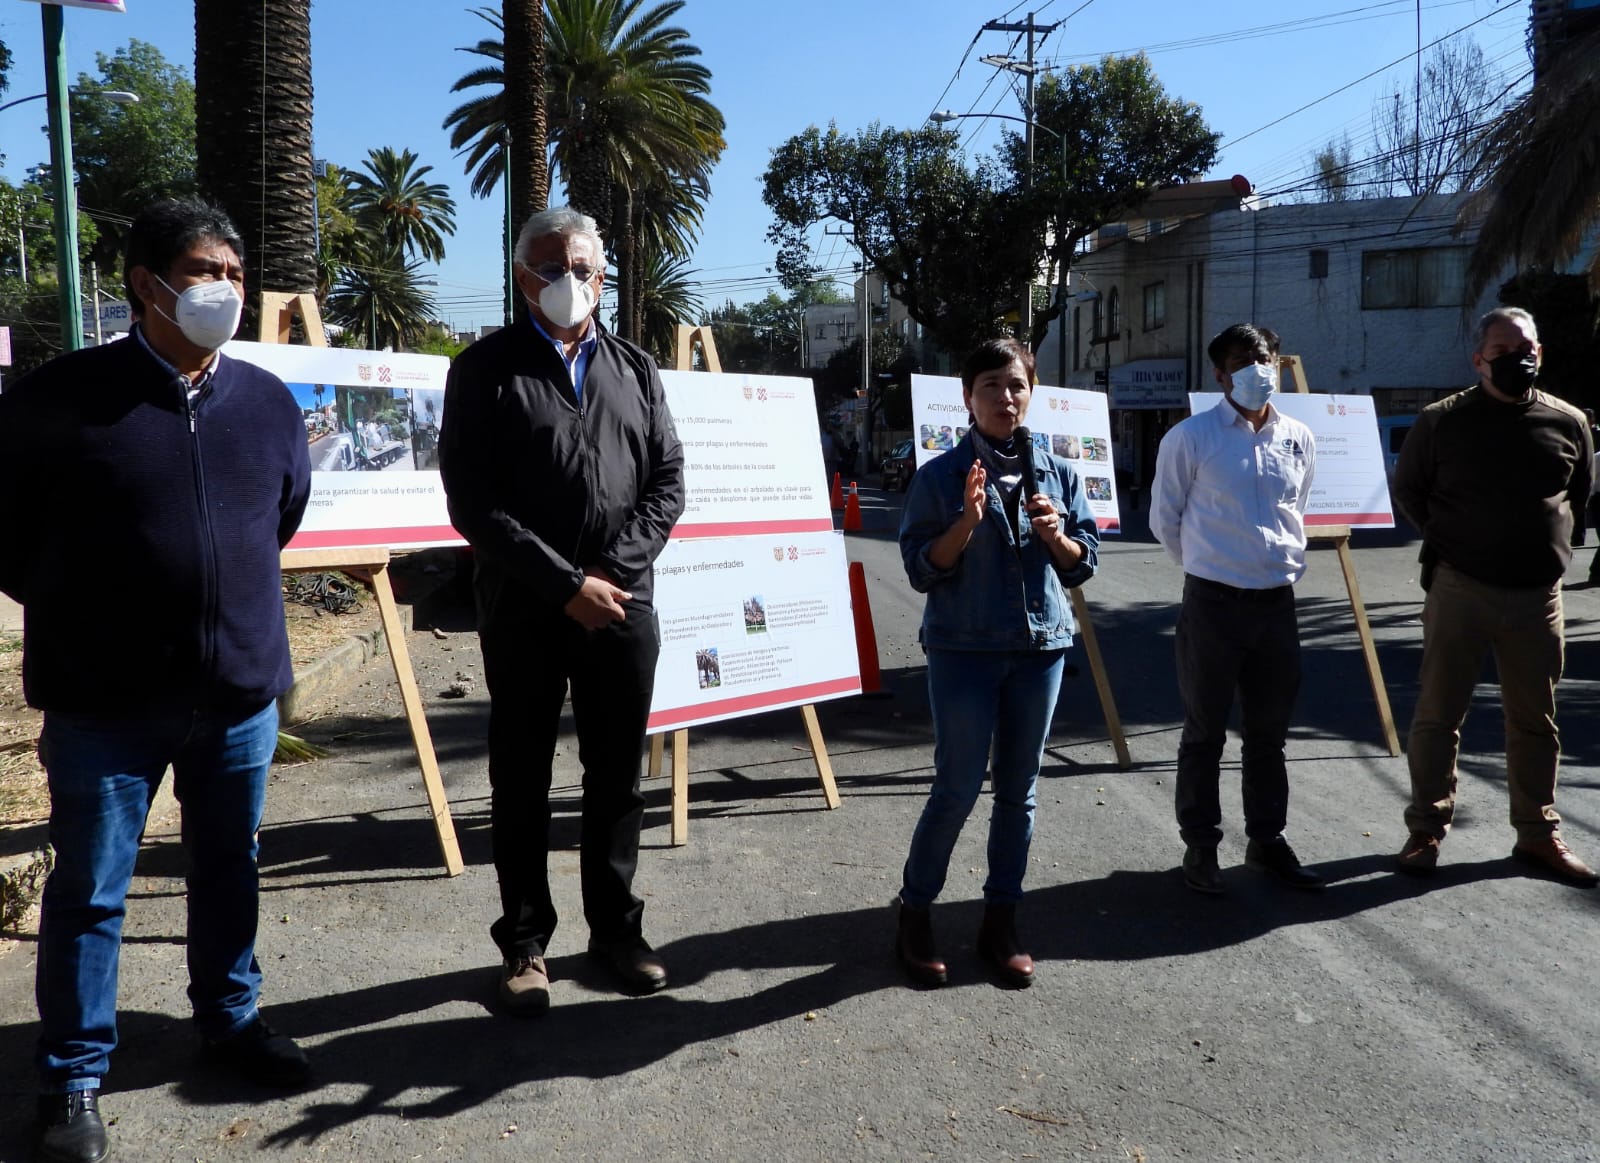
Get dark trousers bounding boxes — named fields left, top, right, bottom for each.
left=480, top=602, right=659, bottom=958
left=1174, top=575, right=1301, bottom=847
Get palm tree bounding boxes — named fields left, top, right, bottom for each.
left=346, top=147, right=458, bottom=265
left=194, top=1, right=317, bottom=323
left=636, top=246, right=701, bottom=362
left=1459, top=23, right=1600, bottom=302
left=503, top=0, right=549, bottom=227
left=442, top=0, right=725, bottom=342
left=324, top=243, right=439, bottom=351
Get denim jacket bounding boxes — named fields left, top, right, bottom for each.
left=899, top=432, right=1099, bottom=652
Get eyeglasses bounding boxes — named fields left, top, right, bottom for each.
left=527, top=262, right=599, bottom=284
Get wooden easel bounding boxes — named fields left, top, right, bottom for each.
left=1280, top=354, right=1402, bottom=756
left=262, top=295, right=465, bottom=875
left=646, top=324, right=842, bottom=845
left=1069, top=589, right=1133, bottom=769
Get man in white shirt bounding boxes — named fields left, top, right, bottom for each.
left=1151, top=324, right=1322, bottom=895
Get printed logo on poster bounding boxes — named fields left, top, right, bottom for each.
left=772, top=546, right=785, bottom=561
left=378, top=366, right=393, bottom=384
left=357, top=364, right=373, bottom=382
left=742, top=384, right=753, bottom=400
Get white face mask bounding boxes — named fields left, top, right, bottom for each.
left=152, top=274, right=243, bottom=351
left=536, top=271, right=598, bottom=330
left=1228, top=361, right=1277, bottom=411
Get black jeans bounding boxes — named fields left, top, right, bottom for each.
left=1173, top=575, right=1301, bottom=847
left=480, top=601, right=660, bottom=958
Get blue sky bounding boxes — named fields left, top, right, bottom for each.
left=0, top=1, right=1529, bottom=333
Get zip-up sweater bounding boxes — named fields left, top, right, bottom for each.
left=1393, top=383, right=1592, bottom=588
left=0, top=332, right=311, bottom=713
left=439, top=317, right=685, bottom=631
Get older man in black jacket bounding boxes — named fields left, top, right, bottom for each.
left=441, top=207, right=685, bottom=1014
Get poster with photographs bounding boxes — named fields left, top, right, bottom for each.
left=1188, top=393, right=1394, bottom=529
left=909, top=374, right=1122, bottom=534
left=223, top=341, right=459, bottom=550
left=648, top=531, right=861, bottom=733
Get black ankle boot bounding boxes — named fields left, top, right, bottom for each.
left=894, top=899, right=948, bottom=987
left=977, top=901, right=1035, bottom=988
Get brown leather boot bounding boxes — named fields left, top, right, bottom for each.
left=894, top=899, right=947, bottom=987
left=977, top=902, right=1035, bottom=988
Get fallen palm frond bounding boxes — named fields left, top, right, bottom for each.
left=274, top=730, right=330, bottom=764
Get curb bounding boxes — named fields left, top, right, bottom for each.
left=277, top=608, right=407, bottom=727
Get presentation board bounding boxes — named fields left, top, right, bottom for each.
left=225, top=341, right=457, bottom=550
left=910, top=374, right=1122, bottom=534
left=650, top=371, right=861, bottom=732
left=1188, top=393, right=1395, bottom=529
left=659, top=370, right=835, bottom=537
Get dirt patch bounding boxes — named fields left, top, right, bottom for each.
left=0, top=580, right=382, bottom=831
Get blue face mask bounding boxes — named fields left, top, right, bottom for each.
left=1228, top=362, right=1276, bottom=411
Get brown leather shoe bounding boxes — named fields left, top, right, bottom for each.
left=894, top=899, right=947, bottom=987
left=1512, top=834, right=1599, bottom=886
left=498, top=953, right=550, bottom=1016
left=976, top=902, right=1034, bottom=989
left=1397, top=831, right=1440, bottom=876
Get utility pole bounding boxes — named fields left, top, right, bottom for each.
left=982, top=12, right=1058, bottom=346
left=41, top=5, right=84, bottom=352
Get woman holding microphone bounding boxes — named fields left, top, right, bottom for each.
left=895, top=337, right=1099, bottom=988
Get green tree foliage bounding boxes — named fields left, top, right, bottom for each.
left=764, top=122, right=1041, bottom=360
left=1460, top=22, right=1600, bottom=303
left=1497, top=269, right=1600, bottom=411
left=323, top=243, right=438, bottom=351
left=442, top=1, right=724, bottom=343
left=71, top=40, right=197, bottom=276
left=0, top=36, right=12, bottom=99
left=0, top=178, right=101, bottom=374
left=636, top=248, right=701, bottom=362
left=346, top=146, right=458, bottom=264
left=765, top=57, right=1216, bottom=358
left=1001, top=57, right=1218, bottom=349
left=314, top=163, right=360, bottom=299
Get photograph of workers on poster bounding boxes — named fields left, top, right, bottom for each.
left=287, top=382, right=445, bottom=473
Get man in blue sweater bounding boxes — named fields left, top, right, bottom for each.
left=0, top=200, right=312, bottom=1163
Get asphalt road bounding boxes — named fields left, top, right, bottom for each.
left=3, top=486, right=1599, bottom=1161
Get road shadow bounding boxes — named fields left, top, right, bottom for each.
left=0, top=846, right=1550, bottom=1157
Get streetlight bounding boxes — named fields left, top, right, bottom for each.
left=929, top=109, right=1070, bottom=386
left=0, top=88, right=138, bottom=116
left=2, top=81, right=139, bottom=353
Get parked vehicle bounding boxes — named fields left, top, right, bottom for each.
left=1377, top=415, right=1416, bottom=484
left=881, top=439, right=917, bottom=492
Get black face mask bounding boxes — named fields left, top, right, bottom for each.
left=1486, top=351, right=1538, bottom=396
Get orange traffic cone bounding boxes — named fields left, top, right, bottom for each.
left=830, top=471, right=844, bottom=511
left=843, top=482, right=863, bottom=532
left=848, top=560, right=885, bottom=696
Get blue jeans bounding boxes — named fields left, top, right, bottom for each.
left=901, top=648, right=1066, bottom=908
left=35, top=700, right=278, bottom=1092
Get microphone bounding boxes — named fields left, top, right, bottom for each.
left=1014, top=426, right=1040, bottom=510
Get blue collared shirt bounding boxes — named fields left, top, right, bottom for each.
left=1151, top=397, right=1317, bottom=589
left=528, top=312, right=598, bottom=408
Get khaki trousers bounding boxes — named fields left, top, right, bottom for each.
left=1405, top=563, right=1564, bottom=841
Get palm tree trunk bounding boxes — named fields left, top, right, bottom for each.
left=615, top=184, right=637, bottom=343
left=195, top=0, right=317, bottom=334
left=503, top=0, right=548, bottom=230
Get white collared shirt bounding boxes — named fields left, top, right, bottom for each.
left=1152, top=398, right=1316, bottom=589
